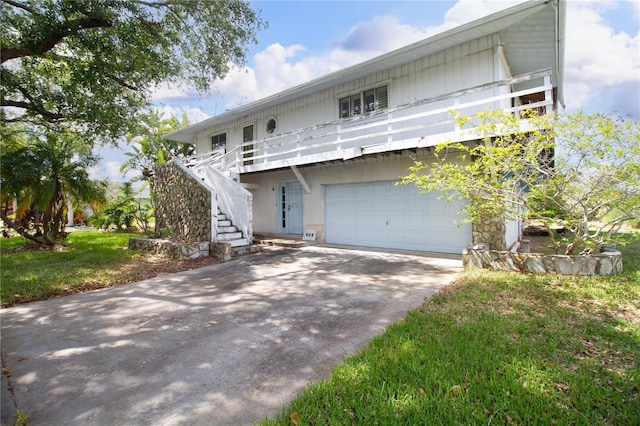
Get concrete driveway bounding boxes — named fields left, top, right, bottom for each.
left=1, top=245, right=461, bottom=425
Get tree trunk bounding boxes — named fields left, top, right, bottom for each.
left=45, top=182, right=66, bottom=240
left=565, top=240, right=580, bottom=256
left=0, top=211, right=54, bottom=246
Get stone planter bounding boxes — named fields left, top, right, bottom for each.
left=462, top=244, right=623, bottom=276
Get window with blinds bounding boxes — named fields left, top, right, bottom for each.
left=339, top=85, right=388, bottom=118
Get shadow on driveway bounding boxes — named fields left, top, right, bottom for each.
left=1, top=245, right=461, bottom=425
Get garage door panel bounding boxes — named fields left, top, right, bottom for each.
left=405, top=214, right=427, bottom=229
left=370, top=216, right=387, bottom=229
left=354, top=217, right=372, bottom=230
left=371, top=198, right=387, bottom=211
left=355, top=199, right=371, bottom=212
left=372, top=183, right=388, bottom=196
left=326, top=181, right=471, bottom=254
left=403, top=231, right=425, bottom=245
left=356, top=185, right=372, bottom=197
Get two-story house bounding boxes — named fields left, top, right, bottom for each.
left=157, top=0, right=565, bottom=255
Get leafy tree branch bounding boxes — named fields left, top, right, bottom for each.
left=401, top=110, right=640, bottom=255
left=1, top=0, right=265, bottom=143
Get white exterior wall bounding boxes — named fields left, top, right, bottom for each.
left=193, top=34, right=501, bottom=155
left=241, top=148, right=467, bottom=243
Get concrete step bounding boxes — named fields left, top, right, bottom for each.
left=226, top=238, right=250, bottom=247
left=212, top=239, right=258, bottom=261
left=231, top=244, right=261, bottom=256
left=258, top=239, right=310, bottom=248
left=218, top=225, right=237, bottom=233
left=217, top=214, right=227, bottom=221
left=218, top=220, right=232, bottom=227
left=254, top=234, right=315, bottom=248
left=217, top=232, right=243, bottom=241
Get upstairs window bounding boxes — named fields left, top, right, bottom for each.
left=339, top=85, right=388, bottom=118
left=211, top=133, right=226, bottom=152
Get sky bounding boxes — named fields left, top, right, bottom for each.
left=94, top=0, right=640, bottom=182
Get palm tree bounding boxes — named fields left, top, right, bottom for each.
left=120, top=109, right=193, bottom=235
left=0, top=130, right=106, bottom=245
left=121, top=109, right=193, bottom=189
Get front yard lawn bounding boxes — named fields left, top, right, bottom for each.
left=0, top=228, right=218, bottom=307
left=261, top=236, right=640, bottom=425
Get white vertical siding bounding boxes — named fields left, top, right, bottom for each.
left=192, top=35, right=501, bottom=155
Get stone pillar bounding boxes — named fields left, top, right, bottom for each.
left=472, top=215, right=506, bottom=251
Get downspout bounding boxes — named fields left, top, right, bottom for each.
left=551, top=0, right=565, bottom=110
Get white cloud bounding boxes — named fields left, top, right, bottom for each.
left=205, top=1, right=531, bottom=108
left=211, top=43, right=331, bottom=107
left=151, top=82, right=199, bottom=103
left=153, top=0, right=638, bottom=117
left=440, top=0, right=527, bottom=28
left=105, top=161, right=124, bottom=181
left=88, top=165, right=100, bottom=180
left=337, top=15, right=432, bottom=53
left=564, top=1, right=640, bottom=113
left=89, top=158, right=127, bottom=182
left=154, top=105, right=211, bottom=124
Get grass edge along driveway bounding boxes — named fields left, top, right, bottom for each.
left=0, top=229, right=218, bottom=307
left=261, top=237, right=640, bottom=425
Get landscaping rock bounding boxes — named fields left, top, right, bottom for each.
left=523, top=225, right=550, bottom=236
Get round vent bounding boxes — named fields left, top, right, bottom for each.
left=266, top=117, right=277, bottom=134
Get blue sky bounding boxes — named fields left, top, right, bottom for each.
left=95, top=0, right=640, bottom=182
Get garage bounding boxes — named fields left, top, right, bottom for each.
left=325, top=181, right=472, bottom=254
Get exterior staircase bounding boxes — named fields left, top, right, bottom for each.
left=216, top=210, right=250, bottom=247
left=214, top=209, right=260, bottom=261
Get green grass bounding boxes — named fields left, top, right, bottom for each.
left=261, top=237, right=640, bottom=425
left=1, top=229, right=141, bottom=307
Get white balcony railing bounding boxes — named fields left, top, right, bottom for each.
left=181, top=68, right=553, bottom=175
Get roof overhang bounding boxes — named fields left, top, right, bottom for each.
left=168, top=0, right=565, bottom=143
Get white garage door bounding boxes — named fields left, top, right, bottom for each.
left=325, top=181, right=471, bottom=254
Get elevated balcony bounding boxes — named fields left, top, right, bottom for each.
left=179, top=68, right=554, bottom=177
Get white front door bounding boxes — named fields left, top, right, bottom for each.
left=278, top=181, right=304, bottom=234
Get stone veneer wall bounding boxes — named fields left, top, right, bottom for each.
left=129, top=238, right=210, bottom=260
left=129, top=238, right=261, bottom=261
left=472, top=216, right=506, bottom=251
left=463, top=246, right=623, bottom=276
left=155, top=162, right=212, bottom=242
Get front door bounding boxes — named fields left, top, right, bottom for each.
left=278, top=181, right=304, bottom=234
